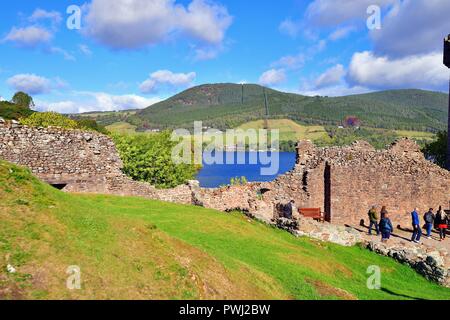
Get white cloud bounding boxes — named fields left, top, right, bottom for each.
left=84, top=0, right=232, bottom=50
left=279, top=19, right=301, bottom=38
left=3, top=26, right=52, bottom=47
left=272, top=54, right=305, bottom=70
left=79, top=44, right=93, bottom=56
left=271, top=40, right=326, bottom=70
left=347, top=51, right=449, bottom=91
left=139, top=70, right=196, bottom=94
left=7, top=74, right=52, bottom=95
left=35, top=92, right=162, bottom=114
left=258, top=69, right=286, bottom=86
left=299, top=85, right=371, bottom=97
left=371, top=0, right=450, bottom=58
left=328, top=26, right=355, bottom=41
left=305, top=0, right=396, bottom=26
left=315, top=64, right=346, bottom=89
left=29, top=9, right=62, bottom=25
left=49, top=47, right=76, bottom=61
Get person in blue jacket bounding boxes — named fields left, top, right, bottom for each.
left=411, top=208, right=422, bottom=244
left=379, top=212, right=394, bottom=243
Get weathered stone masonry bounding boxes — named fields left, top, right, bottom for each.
left=197, top=139, right=450, bottom=227
left=1, top=121, right=449, bottom=228
left=0, top=122, right=194, bottom=204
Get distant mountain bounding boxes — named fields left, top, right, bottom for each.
left=89, top=83, right=449, bottom=132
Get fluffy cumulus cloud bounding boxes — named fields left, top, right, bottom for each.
left=7, top=74, right=52, bottom=95
left=305, top=0, right=396, bottom=26
left=347, top=51, right=449, bottom=91
left=139, top=70, right=196, bottom=94
left=84, top=0, right=232, bottom=50
left=371, top=0, right=450, bottom=58
left=258, top=69, right=286, bottom=86
left=3, top=26, right=52, bottom=47
left=35, top=92, right=162, bottom=114
left=315, top=64, right=346, bottom=89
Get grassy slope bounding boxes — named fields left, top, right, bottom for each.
left=237, top=119, right=328, bottom=142
left=1, top=161, right=449, bottom=300
left=106, top=122, right=138, bottom=134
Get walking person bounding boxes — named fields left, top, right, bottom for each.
left=436, top=206, right=448, bottom=242
left=411, top=208, right=422, bottom=244
left=379, top=212, right=394, bottom=243
left=367, top=206, right=380, bottom=236
left=423, top=208, right=435, bottom=239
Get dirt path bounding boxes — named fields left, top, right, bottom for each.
left=351, top=223, right=450, bottom=254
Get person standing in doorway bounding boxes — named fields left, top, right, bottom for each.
left=436, top=206, right=448, bottom=242
left=368, top=206, right=380, bottom=236
left=423, top=208, right=435, bottom=239
left=411, top=208, right=422, bottom=244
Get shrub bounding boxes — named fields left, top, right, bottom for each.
left=423, top=131, right=447, bottom=168
left=21, top=112, right=79, bottom=129
left=112, top=132, right=198, bottom=189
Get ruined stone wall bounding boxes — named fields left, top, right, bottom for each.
left=1, top=120, right=448, bottom=227
left=0, top=122, right=123, bottom=185
left=0, top=122, right=194, bottom=205
left=304, top=139, right=450, bottom=226
left=197, top=139, right=450, bottom=227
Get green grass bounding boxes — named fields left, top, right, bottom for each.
left=0, top=160, right=449, bottom=300
left=237, top=119, right=328, bottom=142
left=106, top=122, right=138, bottom=134
left=394, top=130, right=436, bottom=141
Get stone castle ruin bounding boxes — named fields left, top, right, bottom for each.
left=0, top=121, right=449, bottom=228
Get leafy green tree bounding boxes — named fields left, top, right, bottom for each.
left=112, top=132, right=198, bottom=189
left=21, top=112, right=79, bottom=129
left=423, top=131, right=448, bottom=169
left=11, top=92, right=35, bottom=109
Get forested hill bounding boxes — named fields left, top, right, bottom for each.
left=86, top=84, right=449, bottom=132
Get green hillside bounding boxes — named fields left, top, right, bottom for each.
left=1, top=160, right=449, bottom=300
left=95, top=84, right=449, bottom=133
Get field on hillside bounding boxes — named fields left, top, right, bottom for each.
left=106, top=122, right=138, bottom=134
left=237, top=119, right=328, bottom=142
left=394, top=130, right=436, bottom=141
left=0, top=160, right=449, bottom=300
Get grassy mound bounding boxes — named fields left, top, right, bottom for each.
left=0, top=160, right=449, bottom=300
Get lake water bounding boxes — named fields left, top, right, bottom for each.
left=196, top=152, right=296, bottom=188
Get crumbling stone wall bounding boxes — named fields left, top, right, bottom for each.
left=0, top=122, right=194, bottom=204
left=198, top=139, right=450, bottom=227
left=1, top=120, right=449, bottom=227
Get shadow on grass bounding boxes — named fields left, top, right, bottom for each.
left=381, top=288, right=426, bottom=301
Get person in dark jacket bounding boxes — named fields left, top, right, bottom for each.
left=367, top=206, right=380, bottom=236
left=436, top=206, right=448, bottom=241
left=423, top=208, right=435, bottom=239
left=411, top=208, right=422, bottom=244
left=379, top=213, right=394, bottom=243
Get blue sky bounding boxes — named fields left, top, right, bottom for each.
left=0, top=0, right=449, bottom=113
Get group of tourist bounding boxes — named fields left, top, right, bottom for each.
left=367, top=206, right=449, bottom=244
